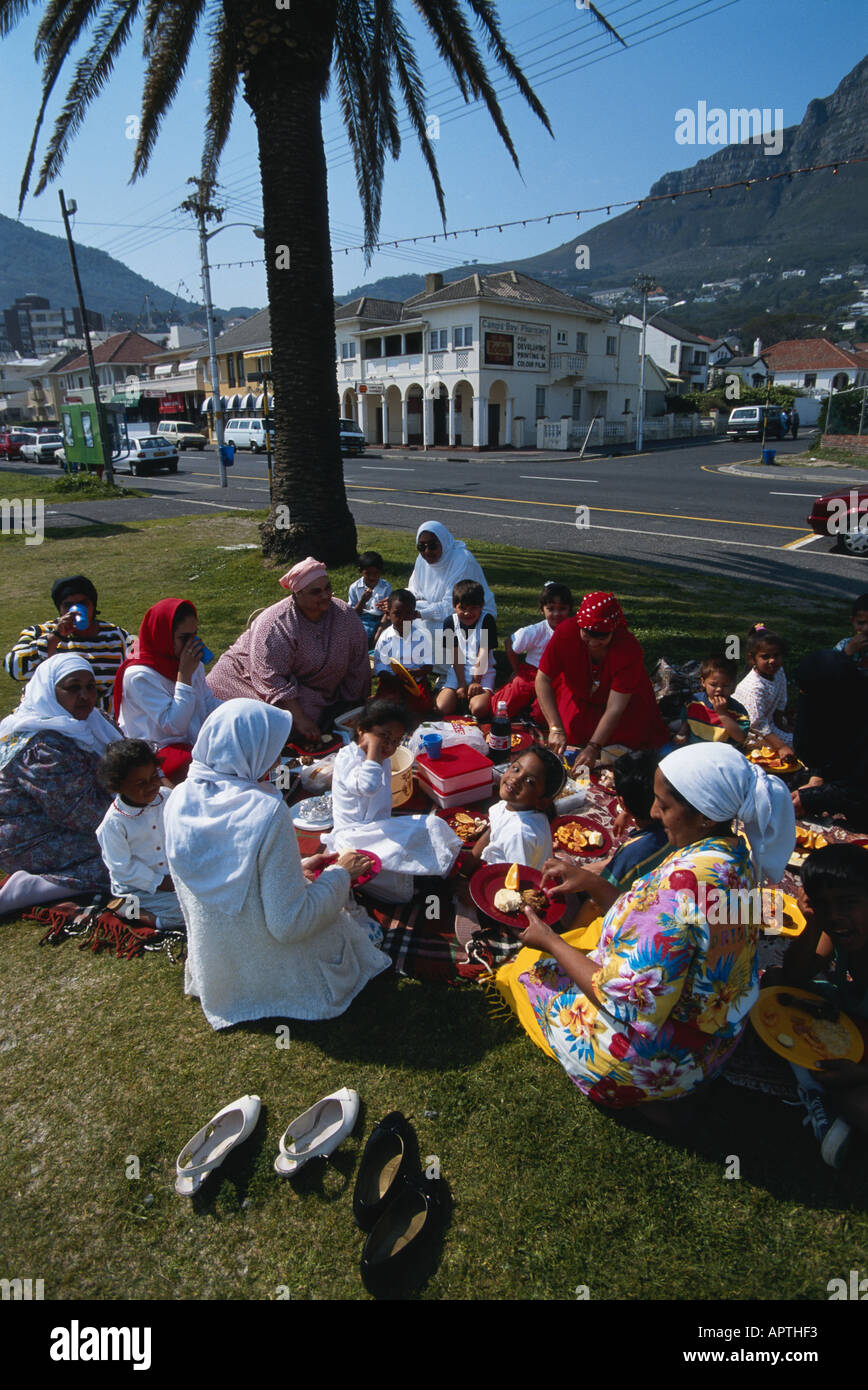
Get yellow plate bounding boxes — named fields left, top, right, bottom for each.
left=389, top=659, right=422, bottom=698
left=762, top=893, right=807, bottom=937
left=750, top=987, right=864, bottom=1071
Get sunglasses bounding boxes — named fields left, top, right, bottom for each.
left=417, top=540, right=440, bottom=552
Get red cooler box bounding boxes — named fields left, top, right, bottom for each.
left=415, top=744, right=493, bottom=809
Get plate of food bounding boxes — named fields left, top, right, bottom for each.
left=309, top=850, right=381, bottom=888
left=789, top=826, right=830, bottom=868
left=389, top=659, right=423, bottom=698
left=747, top=746, right=803, bottom=773
left=551, top=815, right=611, bottom=858
left=435, top=806, right=489, bottom=843
left=290, top=795, right=334, bottom=831
left=762, top=893, right=807, bottom=937
left=286, top=730, right=343, bottom=758
left=469, top=862, right=565, bottom=930
left=750, top=987, right=864, bottom=1070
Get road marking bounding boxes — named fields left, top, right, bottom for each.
left=520, top=476, right=599, bottom=483
left=362, top=465, right=414, bottom=471
left=769, top=491, right=820, bottom=498
left=783, top=533, right=824, bottom=550
left=344, top=497, right=835, bottom=554
left=343, top=483, right=804, bottom=532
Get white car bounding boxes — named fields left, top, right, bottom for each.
left=21, top=431, right=64, bottom=464
left=123, top=436, right=179, bottom=475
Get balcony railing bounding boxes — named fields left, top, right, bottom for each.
left=550, top=353, right=587, bottom=374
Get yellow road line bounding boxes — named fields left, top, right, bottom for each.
left=343, top=482, right=803, bottom=532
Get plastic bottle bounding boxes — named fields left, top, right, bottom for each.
left=488, top=700, right=511, bottom=763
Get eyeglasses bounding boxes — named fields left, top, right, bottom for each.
left=417, top=540, right=439, bottom=552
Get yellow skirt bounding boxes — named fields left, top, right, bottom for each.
left=494, top=917, right=603, bottom=1061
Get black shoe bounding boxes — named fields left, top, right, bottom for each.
left=360, top=1174, right=441, bottom=1295
left=352, top=1111, right=414, bottom=1232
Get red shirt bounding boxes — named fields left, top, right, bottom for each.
left=538, top=620, right=668, bottom=749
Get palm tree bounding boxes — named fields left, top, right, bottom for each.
left=3, top=0, right=624, bottom=564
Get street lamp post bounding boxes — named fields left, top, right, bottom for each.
left=635, top=294, right=685, bottom=453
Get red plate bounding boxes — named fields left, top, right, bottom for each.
left=310, top=851, right=381, bottom=887
left=551, top=814, right=612, bottom=858
left=435, top=806, right=490, bottom=842
left=469, top=863, right=565, bottom=929
left=286, top=733, right=343, bottom=757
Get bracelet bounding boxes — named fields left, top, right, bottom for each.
left=586, top=741, right=601, bottom=752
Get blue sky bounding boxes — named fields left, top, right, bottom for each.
left=0, top=0, right=864, bottom=315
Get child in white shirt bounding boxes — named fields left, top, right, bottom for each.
left=372, top=589, right=435, bottom=713
left=492, top=581, right=573, bottom=718
left=733, top=623, right=794, bottom=755
left=348, top=550, right=392, bottom=645
left=96, top=740, right=186, bottom=929
left=471, top=746, right=566, bottom=870
left=324, top=699, right=461, bottom=901
left=436, top=579, right=498, bottom=720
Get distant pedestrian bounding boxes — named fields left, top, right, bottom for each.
left=791, top=407, right=800, bottom=440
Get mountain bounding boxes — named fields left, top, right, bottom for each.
left=336, top=56, right=868, bottom=332
left=0, top=214, right=259, bottom=326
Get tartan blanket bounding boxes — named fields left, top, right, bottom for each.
left=25, top=899, right=185, bottom=962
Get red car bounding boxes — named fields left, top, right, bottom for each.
left=0, top=430, right=31, bottom=460
left=808, top=487, right=868, bottom=556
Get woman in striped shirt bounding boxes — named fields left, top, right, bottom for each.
left=4, top=575, right=132, bottom=714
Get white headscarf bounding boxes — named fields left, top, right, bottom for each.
left=408, top=520, right=497, bottom=621
left=660, top=743, right=796, bottom=881
left=164, top=699, right=293, bottom=914
left=0, top=653, right=118, bottom=755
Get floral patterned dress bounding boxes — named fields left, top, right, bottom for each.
left=498, top=836, right=760, bottom=1107
left=0, top=730, right=111, bottom=892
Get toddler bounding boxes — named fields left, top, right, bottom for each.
left=348, top=550, right=391, bottom=645
left=683, top=655, right=750, bottom=746
left=492, top=581, right=573, bottom=719
left=96, top=739, right=185, bottom=929
left=471, top=746, right=566, bottom=870
left=780, top=844, right=868, bottom=1167
left=436, top=579, right=498, bottom=720
left=733, top=623, right=793, bottom=755
left=325, top=698, right=461, bottom=901
left=834, top=591, right=868, bottom=678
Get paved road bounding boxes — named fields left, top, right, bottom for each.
left=5, top=437, right=865, bottom=598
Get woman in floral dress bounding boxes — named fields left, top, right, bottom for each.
left=496, top=743, right=796, bottom=1107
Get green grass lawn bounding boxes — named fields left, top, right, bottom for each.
left=0, top=514, right=865, bottom=1301
left=0, top=469, right=144, bottom=504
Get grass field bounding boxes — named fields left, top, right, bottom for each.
left=0, top=511, right=865, bottom=1302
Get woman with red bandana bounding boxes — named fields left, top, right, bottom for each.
left=113, top=599, right=221, bottom=784
left=534, top=591, right=667, bottom=766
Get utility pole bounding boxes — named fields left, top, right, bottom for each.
left=58, top=190, right=114, bottom=484
left=181, top=177, right=228, bottom=487
left=633, top=274, right=656, bottom=454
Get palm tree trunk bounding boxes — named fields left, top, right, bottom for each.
left=234, top=1, right=358, bottom=566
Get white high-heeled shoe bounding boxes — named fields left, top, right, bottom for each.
left=175, top=1094, right=261, bottom=1195
left=274, top=1087, right=360, bottom=1176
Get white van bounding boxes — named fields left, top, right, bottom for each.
left=224, top=418, right=274, bottom=453
left=156, top=420, right=208, bottom=450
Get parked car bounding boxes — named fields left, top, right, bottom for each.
left=156, top=420, right=208, bottom=450
left=807, top=487, right=868, bottom=556
left=224, top=417, right=274, bottom=453
left=119, top=436, right=179, bottom=475
left=0, top=430, right=32, bottom=460
left=20, top=431, right=64, bottom=464
left=339, top=417, right=366, bottom=456
left=726, top=405, right=787, bottom=440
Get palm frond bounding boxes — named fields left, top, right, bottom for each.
left=464, top=0, right=555, bottom=127
left=583, top=1, right=627, bottom=47
left=378, top=4, right=446, bottom=226
left=135, top=0, right=207, bottom=176
left=33, top=0, right=142, bottom=198
left=335, top=0, right=390, bottom=254
left=0, top=0, right=35, bottom=39
left=200, top=3, right=240, bottom=188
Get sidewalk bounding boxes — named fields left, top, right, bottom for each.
left=720, top=457, right=868, bottom=484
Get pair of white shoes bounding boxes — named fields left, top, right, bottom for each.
left=174, top=1087, right=359, bottom=1195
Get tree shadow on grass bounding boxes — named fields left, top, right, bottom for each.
left=43, top=523, right=143, bottom=540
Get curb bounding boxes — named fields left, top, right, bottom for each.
left=718, top=463, right=867, bottom=484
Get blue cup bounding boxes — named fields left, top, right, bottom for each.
left=198, top=642, right=214, bottom=664
left=421, top=732, right=442, bottom=760
left=67, top=603, right=89, bottom=631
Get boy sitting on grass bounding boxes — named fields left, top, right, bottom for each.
left=834, top=591, right=868, bottom=678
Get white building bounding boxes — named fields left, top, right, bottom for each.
left=620, top=314, right=709, bottom=392
left=335, top=271, right=641, bottom=449
left=764, top=338, right=868, bottom=394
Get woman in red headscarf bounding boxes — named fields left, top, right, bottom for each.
left=534, top=592, right=667, bottom=768
left=112, top=599, right=221, bottom=783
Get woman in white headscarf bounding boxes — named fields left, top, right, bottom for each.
left=408, top=521, right=497, bottom=627
left=496, top=743, right=795, bottom=1108
left=0, top=654, right=118, bottom=912
left=164, top=699, right=389, bottom=1031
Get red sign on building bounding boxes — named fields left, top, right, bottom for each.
left=159, top=393, right=185, bottom=415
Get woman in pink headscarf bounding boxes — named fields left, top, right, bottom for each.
left=534, top=591, right=668, bottom=767
left=206, top=558, right=370, bottom=744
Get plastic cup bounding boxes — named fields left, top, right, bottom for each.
left=67, top=603, right=89, bottom=631
left=421, top=732, right=443, bottom=760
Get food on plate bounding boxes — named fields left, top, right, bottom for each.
left=748, top=745, right=778, bottom=762
left=493, top=887, right=523, bottom=914
left=586, top=830, right=604, bottom=847
left=450, top=812, right=487, bottom=842
left=510, top=733, right=524, bottom=748
left=553, top=823, right=604, bottom=854
left=795, top=827, right=828, bottom=851
left=299, top=755, right=314, bottom=766
left=504, top=862, right=520, bottom=891
left=521, top=888, right=548, bottom=912
left=776, top=1033, right=794, bottom=1048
